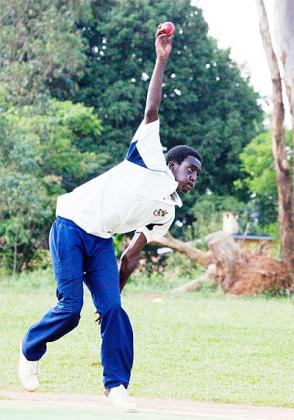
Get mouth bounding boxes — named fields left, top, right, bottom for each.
left=182, top=183, right=193, bottom=192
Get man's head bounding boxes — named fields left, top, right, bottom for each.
left=166, top=145, right=202, bottom=193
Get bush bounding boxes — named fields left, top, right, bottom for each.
left=128, top=251, right=205, bottom=292
left=192, top=193, right=247, bottom=238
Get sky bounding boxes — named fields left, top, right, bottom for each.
left=192, top=0, right=290, bottom=125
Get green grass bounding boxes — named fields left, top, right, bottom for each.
left=1, top=275, right=294, bottom=408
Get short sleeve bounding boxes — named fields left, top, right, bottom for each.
left=126, top=120, right=167, bottom=171
left=136, top=218, right=174, bottom=243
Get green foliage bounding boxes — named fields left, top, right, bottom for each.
left=0, top=0, right=92, bottom=104
left=0, top=97, right=105, bottom=272
left=184, top=192, right=246, bottom=239
left=13, top=99, right=106, bottom=190
left=129, top=252, right=204, bottom=291
left=235, top=130, right=293, bottom=229
left=0, top=0, right=266, bottom=272
left=164, top=252, right=201, bottom=279
left=238, top=131, right=276, bottom=196
left=0, top=106, right=50, bottom=271
left=73, top=0, right=263, bottom=198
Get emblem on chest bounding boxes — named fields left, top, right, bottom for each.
left=153, top=209, right=168, bottom=217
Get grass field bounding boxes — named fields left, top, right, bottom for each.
left=1, top=275, right=294, bottom=408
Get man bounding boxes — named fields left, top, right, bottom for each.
left=19, top=24, right=202, bottom=412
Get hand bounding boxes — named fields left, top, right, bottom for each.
left=155, top=24, right=173, bottom=61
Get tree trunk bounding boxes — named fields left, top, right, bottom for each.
left=274, top=0, right=294, bottom=134
left=256, top=0, right=294, bottom=275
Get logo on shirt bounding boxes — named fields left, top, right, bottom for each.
left=153, top=209, right=168, bottom=217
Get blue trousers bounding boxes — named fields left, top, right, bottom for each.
left=22, top=217, right=133, bottom=389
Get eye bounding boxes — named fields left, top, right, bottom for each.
left=187, top=168, right=193, bottom=174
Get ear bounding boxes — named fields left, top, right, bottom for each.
left=168, top=161, right=175, bottom=171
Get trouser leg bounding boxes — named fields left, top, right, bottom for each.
left=84, top=238, right=133, bottom=389
left=22, top=218, right=84, bottom=361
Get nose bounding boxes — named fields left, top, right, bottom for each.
left=190, top=173, right=197, bottom=183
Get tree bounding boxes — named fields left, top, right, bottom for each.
left=190, top=192, right=247, bottom=239
left=0, top=106, right=50, bottom=273
left=274, top=0, right=294, bottom=136
left=236, top=130, right=293, bottom=230
left=0, top=96, right=106, bottom=272
left=0, top=0, right=92, bottom=105
left=256, top=0, right=294, bottom=274
left=72, top=0, right=263, bottom=198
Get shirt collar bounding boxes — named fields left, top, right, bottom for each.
left=166, top=167, right=183, bottom=208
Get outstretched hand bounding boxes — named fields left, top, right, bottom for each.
left=155, top=24, right=173, bottom=61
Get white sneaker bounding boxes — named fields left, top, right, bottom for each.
left=19, top=344, right=40, bottom=392
left=105, top=385, right=137, bottom=413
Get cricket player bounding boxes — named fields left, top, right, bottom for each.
left=19, top=24, right=202, bottom=412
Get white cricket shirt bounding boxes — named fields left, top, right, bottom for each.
left=56, top=119, right=182, bottom=242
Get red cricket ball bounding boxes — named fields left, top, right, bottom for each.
left=159, top=22, right=176, bottom=36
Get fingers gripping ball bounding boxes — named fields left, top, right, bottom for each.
left=159, top=22, right=176, bottom=36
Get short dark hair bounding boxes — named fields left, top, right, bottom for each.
left=165, top=145, right=202, bottom=165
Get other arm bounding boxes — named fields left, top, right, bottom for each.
left=119, top=217, right=174, bottom=292
left=119, top=232, right=147, bottom=292
left=144, top=25, right=173, bottom=124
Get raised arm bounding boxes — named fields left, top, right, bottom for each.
left=144, top=25, right=173, bottom=124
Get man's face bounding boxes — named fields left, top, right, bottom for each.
left=168, top=155, right=200, bottom=193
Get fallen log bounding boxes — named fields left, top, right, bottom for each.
left=206, top=231, right=291, bottom=295
left=153, top=231, right=291, bottom=296
left=153, top=232, right=211, bottom=267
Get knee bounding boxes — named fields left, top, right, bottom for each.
left=64, top=306, right=82, bottom=329
left=57, top=299, right=83, bottom=321
left=100, top=301, right=121, bottom=317
left=69, top=313, right=80, bottom=329
left=68, top=303, right=83, bottom=325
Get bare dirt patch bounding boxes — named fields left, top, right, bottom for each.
left=1, top=390, right=294, bottom=420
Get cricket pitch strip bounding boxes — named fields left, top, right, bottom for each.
left=1, top=391, right=293, bottom=420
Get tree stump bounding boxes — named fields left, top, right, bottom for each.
left=206, top=231, right=291, bottom=295
left=153, top=231, right=291, bottom=295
